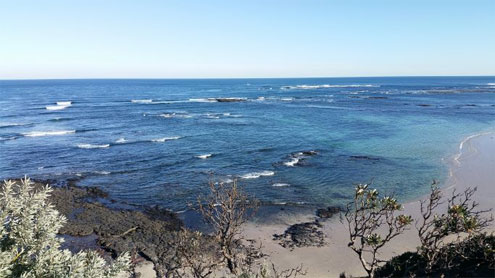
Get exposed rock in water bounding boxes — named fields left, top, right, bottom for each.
left=273, top=221, right=325, bottom=250
left=316, top=206, right=341, bottom=219
left=301, top=150, right=318, bottom=156
left=282, top=150, right=319, bottom=167
left=214, top=98, right=246, bottom=102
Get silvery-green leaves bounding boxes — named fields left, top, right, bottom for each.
left=0, top=177, right=130, bottom=278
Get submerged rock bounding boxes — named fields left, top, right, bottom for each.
left=349, top=155, right=380, bottom=161
left=301, top=150, right=318, bottom=156
left=316, top=206, right=341, bottom=219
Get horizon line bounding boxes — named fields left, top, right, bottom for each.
left=1, top=74, right=495, bottom=81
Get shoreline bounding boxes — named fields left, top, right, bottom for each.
left=6, top=131, right=493, bottom=277
left=241, top=132, right=495, bottom=277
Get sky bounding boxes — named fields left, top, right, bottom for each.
left=1, top=0, right=494, bottom=79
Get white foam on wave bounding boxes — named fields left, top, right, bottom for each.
left=151, top=136, right=181, bottom=142
left=46, top=105, right=68, bottom=110
left=282, top=84, right=378, bottom=90
left=196, top=153, right=212, bottom=159
left=160, top=113, right=193, bottom=118
left=205, top=113, right=220, bottom=119
left=0, top=123, right=27, bottom=128
left=280, top=97, right=294, bottom=101
left=116, top=138, right=127, bottom=143
left=284, top=157, right=300, bottom=167
left=453, top=132, right=493, bottom=165
left=272, top=183, right=290, bottom=187
left=189, top=98, right=218, bottom=103
left=77, top=143, right=110, bottom=149
left=95, top=171, right=111, bottom=175
left=131, top=99, right=153, bottom=103
left=23, top=130, right=76, bottom=137
left=46, top=101, right=72, bottom=110
left=240, top=170, right=275, bottom=179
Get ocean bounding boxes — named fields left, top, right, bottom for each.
left=1, top=77, right=494, bottom=211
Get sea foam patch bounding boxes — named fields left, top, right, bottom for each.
left=282, top=84, right=378, bottom=90
left=77, top=143, right=110, bottom=149
left=46, top=101, right=72, bottom=110
left=272, top=183, right=290, bottom=187
left=131, top=99, right=153, bottom=103
left=23, top=130, right=76, bottom=137
left=196, top=153, right=212, bottom=159
left=240, top=170, right=275, bottom=179
left=151, top=136, right=181, bottom=142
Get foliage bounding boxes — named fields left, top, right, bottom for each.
left=375, top=233, right=495, bottom=277
left=416, top=183, right=493, bottom=272
left=344, top=184, right=412, bottom=278
left=239, top=262, right=306, bottom=278
left=0, top=177, right=130, bottom=278
left=198, top=180, right=259, bottom=276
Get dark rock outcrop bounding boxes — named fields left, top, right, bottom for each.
left=214, top=98, right=246, bottom=102
left=316, top=206, right=341, bottom=219
left=273, top=221, right=325, bottom=250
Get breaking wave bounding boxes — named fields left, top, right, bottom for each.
left=272, top=183, right=290, bottom=187
left=131, top=99, right=153, bottom=103
left=23, top=130, right=76, bottom=137
left=240, top=170, right=275, bottom=179
left=196, top=153, right=212, bottom=159
left=189, top=98, right=218, bottom=103
left=94, top=171, right=111, bottom=175
left=0, top=123, right=31, bottom=128
left=151, top=136, right=182, bottom=142
left=160, top=113, right=193, bottom=118
left=77, top=143, right=110, bottom=149
left=46, top=101, right=72, bottom=110
left=116, top=138, right=127, bottom=143
left=283, top=151, right=318, bottom=167
left=282, top=84, right=378, bottom=90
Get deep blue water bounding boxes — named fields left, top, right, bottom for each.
left=1, top=77, right=495, bottom=211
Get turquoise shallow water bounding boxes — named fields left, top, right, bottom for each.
left=1, top=77, right=494, bottom=210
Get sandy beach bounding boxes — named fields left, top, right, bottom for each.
left=241, top=132, right=495, bottom=278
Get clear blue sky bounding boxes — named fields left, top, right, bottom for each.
left=1, top=0, right=494, bottom=79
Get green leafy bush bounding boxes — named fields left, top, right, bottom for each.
left=0, top=177, right=130, bottom=278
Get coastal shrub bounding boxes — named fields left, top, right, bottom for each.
left=0, top=177, right=130, bottom=278
left=344, top=184, right=412, bottom=278
left=165, top=229, right=220, bottom=278
left=239, top=262, right=306, bottom=278
left=195, top=179, right=304, bottom=278
left=375, top=233, right=495, bottom=277
left=416, top=183, right=493, bottom=273
left=198, top=180, right=260, bottom=276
